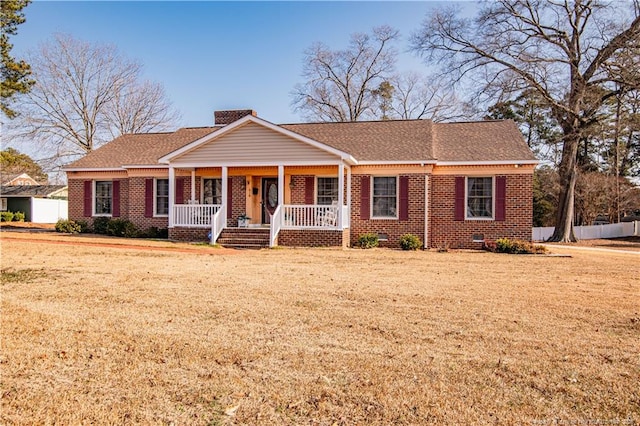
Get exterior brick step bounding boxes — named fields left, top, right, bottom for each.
left=217, top=227, right=270, bottom=249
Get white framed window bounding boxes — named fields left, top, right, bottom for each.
left=466, top=177, right=494, bottom=219
left=202, top=178, right=222, bottom=204
left=1, top=198, right=7, bottom=211
left=94, top=181, right=112, bottom=216
left=372, top=176, right=397, bottom=218
left=155, top=178, right=169, bottom=216
left=316, top=177, right=338, bottom=205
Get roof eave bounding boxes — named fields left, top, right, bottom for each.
left=63, top=167, right=126, bottom=172
left=435, top=160, right=540, bottom=166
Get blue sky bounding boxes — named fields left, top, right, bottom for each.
left=12, top=1, right=466, bottom=127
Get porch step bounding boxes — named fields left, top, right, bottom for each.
left=217, top=227, right=270, bottom=249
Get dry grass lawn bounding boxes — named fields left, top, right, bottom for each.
left=1, top=232, right=638, bottom=425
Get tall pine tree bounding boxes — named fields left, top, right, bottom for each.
left=1, top=0, right=33, bottom=119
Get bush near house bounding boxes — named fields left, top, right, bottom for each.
left=399, top=234, right=422, bottom=251
left=92, top=217, right=110, bottom=235
left=56, top=218, right=167, bottom=240
left=357, top=233, right=379, bottom=249
left=12, top=212, right=25, bottom=222
left=55, top=219, right=82, bottom=234
left=105, top=219, right=138, bottom=238
left=1, top=212, right=14, bottom=222
left=484, top=237, right=547, bottom=254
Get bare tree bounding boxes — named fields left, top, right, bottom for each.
left=388, top=72, right=466, bottom=122
left=410, top=0, right=640, bottom=242
left=292, top=26, right=399, bottom=122
left=7, top=33, right=179, bottom=172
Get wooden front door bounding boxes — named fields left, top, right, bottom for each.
left=262, top=178, right=278, bottom=224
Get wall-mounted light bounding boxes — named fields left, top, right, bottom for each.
left=289, top=180, right=295, bottom=189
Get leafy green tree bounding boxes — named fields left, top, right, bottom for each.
left=1, top=0, right=33, bottom=118
left=0, top=147, right=48, bottom=183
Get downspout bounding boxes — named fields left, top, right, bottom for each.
left=424, top=173, right=429, bottom=249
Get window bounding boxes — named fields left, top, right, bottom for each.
left=1, top=198, right=6, bottom=211
left=372, top=176, right=397, bottom=218
left=203, top=178, right=222, bottom=204
left=155, top=179, right=169, bottom=216
left=94, top=181, right=112, bottom=215
left=316, top=177, right=338, bottom=205
left=467, top=177, right=493, bottom=219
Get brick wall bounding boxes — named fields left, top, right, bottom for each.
left=214, top=110, right=256, bottom=125
left=290, top=175, right=310, bottom=204
left=127, top=177, right=170, bottom=230
left=349, top=174, right=426, bottom=248
left=429, top=174, right=533, bottom=249
left=229, top=176, right=246, bottom=226
left=169, top=227, right=209, bottom=242
left=68, top=177, right=170, bottom=232
left=68, top=179, right=85, bottom=223
left=278, top=229, right=347, bottom=247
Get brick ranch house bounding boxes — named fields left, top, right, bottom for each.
left=64, top=109, right=538, bottom=248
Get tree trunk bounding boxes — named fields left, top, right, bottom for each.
left=549, top=132, right=580, bottom=242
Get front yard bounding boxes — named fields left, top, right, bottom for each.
left=1, top=232, right=638, bottom=424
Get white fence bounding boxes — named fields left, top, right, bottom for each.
left=533, top=221, right=640, bottom=241
left=32, top=198, right=68, bottom=223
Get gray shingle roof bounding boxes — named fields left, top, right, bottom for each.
left=68, top=127, right=218, bottom=169
left=432, top=120, right=537, bottom=162
left=0, top=185, right=67, bottom=197
left=66, top=118, right=536, bottom=169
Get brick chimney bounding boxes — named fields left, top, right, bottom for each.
left=214, top=109, right=257, bottom=125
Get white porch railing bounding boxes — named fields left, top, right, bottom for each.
left=210, top=205, right=226, bottom=244
left=280, top=204, right=343, bottom=229
left=173, top=204, right=220, bottom=227
left=270, top=205, right=283, bottom=247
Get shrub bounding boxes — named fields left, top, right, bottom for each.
left=1, top=212, right=14, bottom=222
left=55, top=219, right=81, bottom=234
left=357, top=233, right=379, bottom=249
left=75, top=220, right=90, bottom=233
left=399, top=234, right=422, bottom=251
left=12, top=211, right=25, bottom=222
left=140, top=226, right=168, bottom=239
left=487, top=237, right=547, bottom=254
left=106, top=219, right=138, bottom=238
left=92, top=217, right=110, bottom=234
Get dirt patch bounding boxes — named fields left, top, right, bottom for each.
left=1, top=235, right=638, bottom=424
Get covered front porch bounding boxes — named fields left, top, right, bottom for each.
left=167, top=164, right=352, bottom=247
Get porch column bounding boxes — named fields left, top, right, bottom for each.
left=278, top=165, right=284, bottom=206
left=190, top=170, right=196, bottom=202
left=221, top=166, right=228, bottom=215
left=338, top=163, right=345, bottom=228
left=168, top=166, right=175, bottom=227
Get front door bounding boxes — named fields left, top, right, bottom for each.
left=262, top=178, right=278, bottom=224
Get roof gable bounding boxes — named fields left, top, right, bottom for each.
left=165, top=121, right=347, bottom=165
